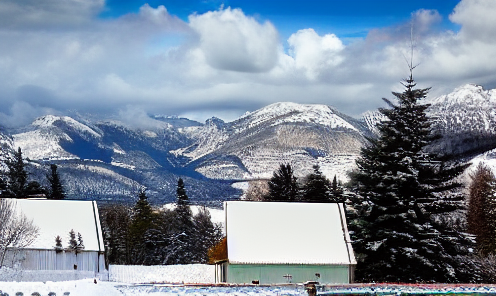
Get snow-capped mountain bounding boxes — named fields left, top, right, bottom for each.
left=2, top=83, right=496, bottom=203
left=426, top=84, right=496, bottom=156
left=172, top=102, right=370, bottom=182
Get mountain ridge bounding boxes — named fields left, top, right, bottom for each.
left=1, top=83, right=496, bottom=203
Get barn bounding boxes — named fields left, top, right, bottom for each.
left=2, top=199, right=105, bottom=274
left=215, top=201, right=356, bottom=284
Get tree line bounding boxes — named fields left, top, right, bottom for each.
left=0, top=147, right=65, bottom=199
left=245, top=163, right=345, bottom=203
left=99, top=178, right=222, bottom=266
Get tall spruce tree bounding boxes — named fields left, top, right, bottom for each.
left=349, top=74, right=472, bottom=283
left=266, top=164, right=299, bottom=202
left=5, top=147, right=28, bottom=198
left=301, top=165, right=332, bottom=202
left=128, top=189, right=155, bottom=264
left=47, top=164, right=65, bottom=199
left=329, top=175, right=344, bottom=202
left=467, top=163, right=496, bottom=255
left=169, top=178, right=195, bottom=264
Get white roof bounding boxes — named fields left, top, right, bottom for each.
left=10, top=199, right=104, bottom=252
left=225, top=201, right=356, bottom=265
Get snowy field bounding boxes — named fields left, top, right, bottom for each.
left=3, top=280, right=496, bottom=295
left=109, top=264, right=215, bottom=284
left=3, top=264, right=496, bottom=295
left=0, top=280, right=307, bottom=295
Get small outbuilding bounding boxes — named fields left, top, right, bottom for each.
left=2, top=199, right=105, bottom=274
left=215, top=201, right=356, bottom=284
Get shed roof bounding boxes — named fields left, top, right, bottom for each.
left=225, top=201, right=356, bottom=265
left=10, top=199, right=104, bottom=252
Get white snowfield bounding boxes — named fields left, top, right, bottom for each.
left=109, top=264, right=215, bottom=284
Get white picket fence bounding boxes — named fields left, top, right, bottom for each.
left=108, top=264, right=215, bottom=284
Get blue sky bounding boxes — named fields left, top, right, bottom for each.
left=101, top=0, right=461, bottom=43
left=0, top=0, right=495, bottom=126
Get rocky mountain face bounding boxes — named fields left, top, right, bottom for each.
left=426, top=84, right=496, bottom=156
left=1, top=84, right=496, bottom=204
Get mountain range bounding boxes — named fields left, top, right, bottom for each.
left=1, top=84, right=496, bottom=204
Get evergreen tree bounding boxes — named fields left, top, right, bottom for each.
left=169, top=178, right=195, bottom=264
left=329, top=175, right=344, bottom=202
left=2, top=147, right=45, bottom=198
left=300, top=165, right=332, bottom=202
left=467, top=163, right=496, bottom=255
left=99, top=204, right=132, bottom=264
left=192, top=206, right=222, bottom=263
left=349, top=74, right=472, bottom=283
left=266, top=164, right=299, bottom=202
left=5, top=147, right=28, bottom=198
left=47, top=164, right=65, bottom=199
left=54, top=235, right=63, bottom=253
left=77, top=232, right=85, bottom=252
left=128, top=189, right=155, bottom=264
left=68, top=229, right=78, bottom=251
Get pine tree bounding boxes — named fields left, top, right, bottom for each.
left=467, top=163, right=496, bottom=255
left=301, top=165, right=331, bottom=202
left=68, top=229, right=78, bottom=251
left=128, top=189, right=155, bottom=264
left=169, top=178, right=195, bottom=264
left=329, top=175, right=344, bottom=202
left=77, top=232, right=85, bottom=252
left=5, top=147, right=28, bottom=198
left=349, top=74, right=472, bottom=283
left=192, top=206, right=222, bottom=263
left=47, top=164, right=65, bottom=199
left=99, top=204, right=132, bottom=264
left=54, top=235, right=63, bottom=253
left=265, top=164, right=299, bottom=202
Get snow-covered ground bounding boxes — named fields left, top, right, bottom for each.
left=109, top=264, right=215, bottom=284
left=0, top=279, right=307, bottom=295
left=3, top=280, right=496, bottom=295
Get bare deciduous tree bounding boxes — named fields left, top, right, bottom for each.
left=0, top=199, right=39, bottom=268
left=244, top=180, right=269, bottom=201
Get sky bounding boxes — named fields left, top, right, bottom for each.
left=0, top=0, right=495, bottom=127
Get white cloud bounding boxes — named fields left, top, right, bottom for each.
left=0, top=101, right=57, bottom=127
left=189, top=7, right=280, bottom=72
left=287, top=29, right=345, bottom=79
left=450, top=0, right=496, bottom=42
left=1, top=0, right=496, bottom=126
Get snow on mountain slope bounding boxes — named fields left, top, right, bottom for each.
left=238, top=102, right=358, bottom=132
left=13, top=129, right=77, bottom=160
left=11, top=115, right=103, bottom=161
left=33, top=115, right=101, bottom=138
left=360, top=110, right=387, bottom=136
left=175, top=102, right=368, bottom=181
left=426, top=84, right=496, bottom=155
left=427, top=84, right=496, bottom=133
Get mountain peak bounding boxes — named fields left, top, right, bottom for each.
left=239, top=102, right=357, bottom=131
left=428, top=83, right=495, bottom=108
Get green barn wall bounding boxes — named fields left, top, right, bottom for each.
left=226, top=264, right=350, bottom=284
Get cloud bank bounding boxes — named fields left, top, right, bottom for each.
left=0, top=0, right=495, bottom=127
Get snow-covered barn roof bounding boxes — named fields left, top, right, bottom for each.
left=224, top=201, right=356, bottom=265
left=11, top=199, right=104, bottom=252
